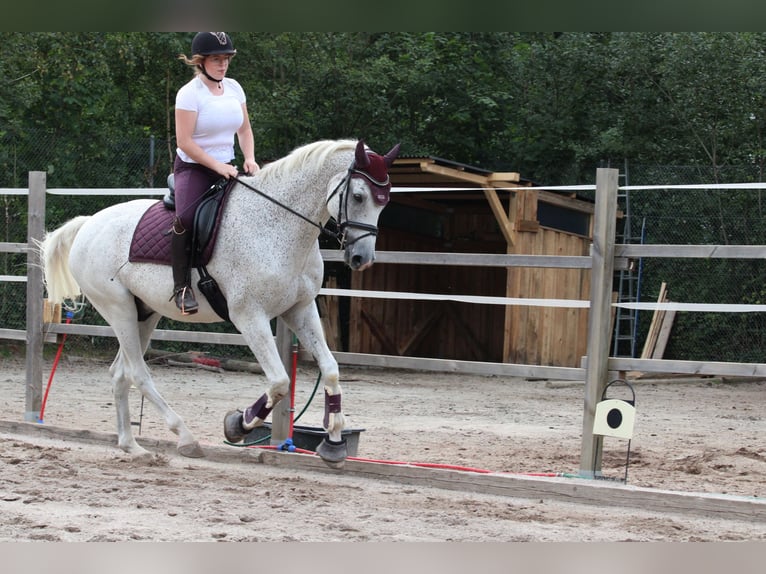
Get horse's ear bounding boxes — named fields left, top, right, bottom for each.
left=383, top=143, right=401, bottom=168
left=355, top=140, right=370, bottom=169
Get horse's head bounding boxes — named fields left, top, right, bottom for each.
left=335, top=140, right=400, bottom=270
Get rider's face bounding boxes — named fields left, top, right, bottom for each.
left=204, top=54, right=232, bottom=77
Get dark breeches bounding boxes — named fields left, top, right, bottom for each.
left=173, top=156, right=222, bottom=230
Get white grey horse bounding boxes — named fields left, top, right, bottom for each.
left=39, top=139, right=400, bottom=467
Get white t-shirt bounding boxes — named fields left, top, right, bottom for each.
left=175, top=76, right=246, bottom=164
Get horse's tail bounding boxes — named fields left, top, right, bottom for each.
left=36, top=215, right=90, bottom=304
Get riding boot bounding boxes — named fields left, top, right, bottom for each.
left=170, top=220, right=199, bottom=315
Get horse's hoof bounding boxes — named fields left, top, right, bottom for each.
left=126, top=448, right=154, bottom=461
left=316, top=438, right=347, bottom=469
left=120, top=442, right=151, bottom=458
left=178, top=442, right=204, bottom=458
left=223, top=409, right=246, bottom=443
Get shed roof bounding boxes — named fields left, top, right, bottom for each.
left=386, top=156, right=598, bottom=244
left=389, top=156, right=535, bottom=190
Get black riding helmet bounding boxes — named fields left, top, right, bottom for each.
left=192, top=32, right=236, bottom=57
left=192, top=33, right=236, bottom=85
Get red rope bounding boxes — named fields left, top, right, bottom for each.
left=239, top=443, right=570, bottom=477
left=39, top=313, right=73, bottom=423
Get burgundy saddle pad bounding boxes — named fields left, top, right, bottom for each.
left=128, top=201, right=175, bottom=265
left=128, top=199, right=223, bottom=267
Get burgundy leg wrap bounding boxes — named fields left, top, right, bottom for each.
left=323, top=389, right=342, bottom=429
left=243, top=393, right=272, bottom=427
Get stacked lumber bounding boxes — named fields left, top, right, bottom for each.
left=640, top=282, right=676, bottom=360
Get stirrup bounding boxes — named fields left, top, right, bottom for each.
left=172, top=286, right=199, bottom=315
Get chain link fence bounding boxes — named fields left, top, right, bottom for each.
left=2, top=132, right=766, bottom=363
left=619, top=164, right=766, bottom=363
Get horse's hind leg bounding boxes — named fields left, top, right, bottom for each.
left=108, top=313, right=203, bottom=458
left=110, top=354, right=149, bottom=457
left=137, top=313, right=203, bottom=457
left=109, top=340, right=154, bottom=457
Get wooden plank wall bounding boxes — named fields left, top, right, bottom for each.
left=349, top=229, right=507, bottom=362
left=347, top=198, right=591, bottom=367
left=504, top=229, right=590, bottom=367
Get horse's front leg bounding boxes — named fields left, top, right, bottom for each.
left=223, top=318, right=291, bottom=440
left=281, top=302, right=347, bottom=468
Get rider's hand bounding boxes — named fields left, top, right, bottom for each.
left=243, top=159, right=260, bottom=176
left=218, top=162, right=239, bottom=179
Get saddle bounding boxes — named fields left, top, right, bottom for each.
left=129, top=176, right=232, bottom=320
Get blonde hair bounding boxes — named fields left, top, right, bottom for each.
left=177, top=53, right=233, bottom=74
left=177, top=53, right=205, bottom=73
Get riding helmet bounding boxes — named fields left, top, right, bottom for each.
left=191, top=32, right=236, bottom=57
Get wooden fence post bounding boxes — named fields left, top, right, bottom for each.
left=579, top=168, right=618, bottom=477
left=24, top=171, right=46, bottom=421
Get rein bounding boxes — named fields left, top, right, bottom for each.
left=232, top=161, right=381, bottom=247
left=232, top=174, right=338, bottom=239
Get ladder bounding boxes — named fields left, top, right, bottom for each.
left=611, top=160, right=643, bottom=357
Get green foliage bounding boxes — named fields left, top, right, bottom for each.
left=5, top=32, right=766, bottom=183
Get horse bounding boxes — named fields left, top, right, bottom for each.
left=38, top=138, right=400, bottom=468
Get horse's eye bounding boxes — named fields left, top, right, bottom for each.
left=353, top=191, right=364, bottom=202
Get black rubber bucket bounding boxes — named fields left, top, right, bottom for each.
left=244, top=423, right=364, bottom=457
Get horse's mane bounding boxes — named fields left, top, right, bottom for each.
left=257, top=139, right=358, bottom=186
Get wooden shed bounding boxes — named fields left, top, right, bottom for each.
left=323, top=156, right=596, bottom=368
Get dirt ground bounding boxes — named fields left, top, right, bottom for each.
left=0, top=345, right=765, bottom=542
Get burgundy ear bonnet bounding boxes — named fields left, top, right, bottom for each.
left=352, top=140, right=401, bottom=206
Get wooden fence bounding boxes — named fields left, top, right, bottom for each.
left=3, top=169, right=766, bottom=477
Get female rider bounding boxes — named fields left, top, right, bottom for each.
left=172, top=32, right=259, bottom=314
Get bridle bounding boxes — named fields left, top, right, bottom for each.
left=232, top=157, right=386, bottom=249
left=329, top=162, right=388, bottom=247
